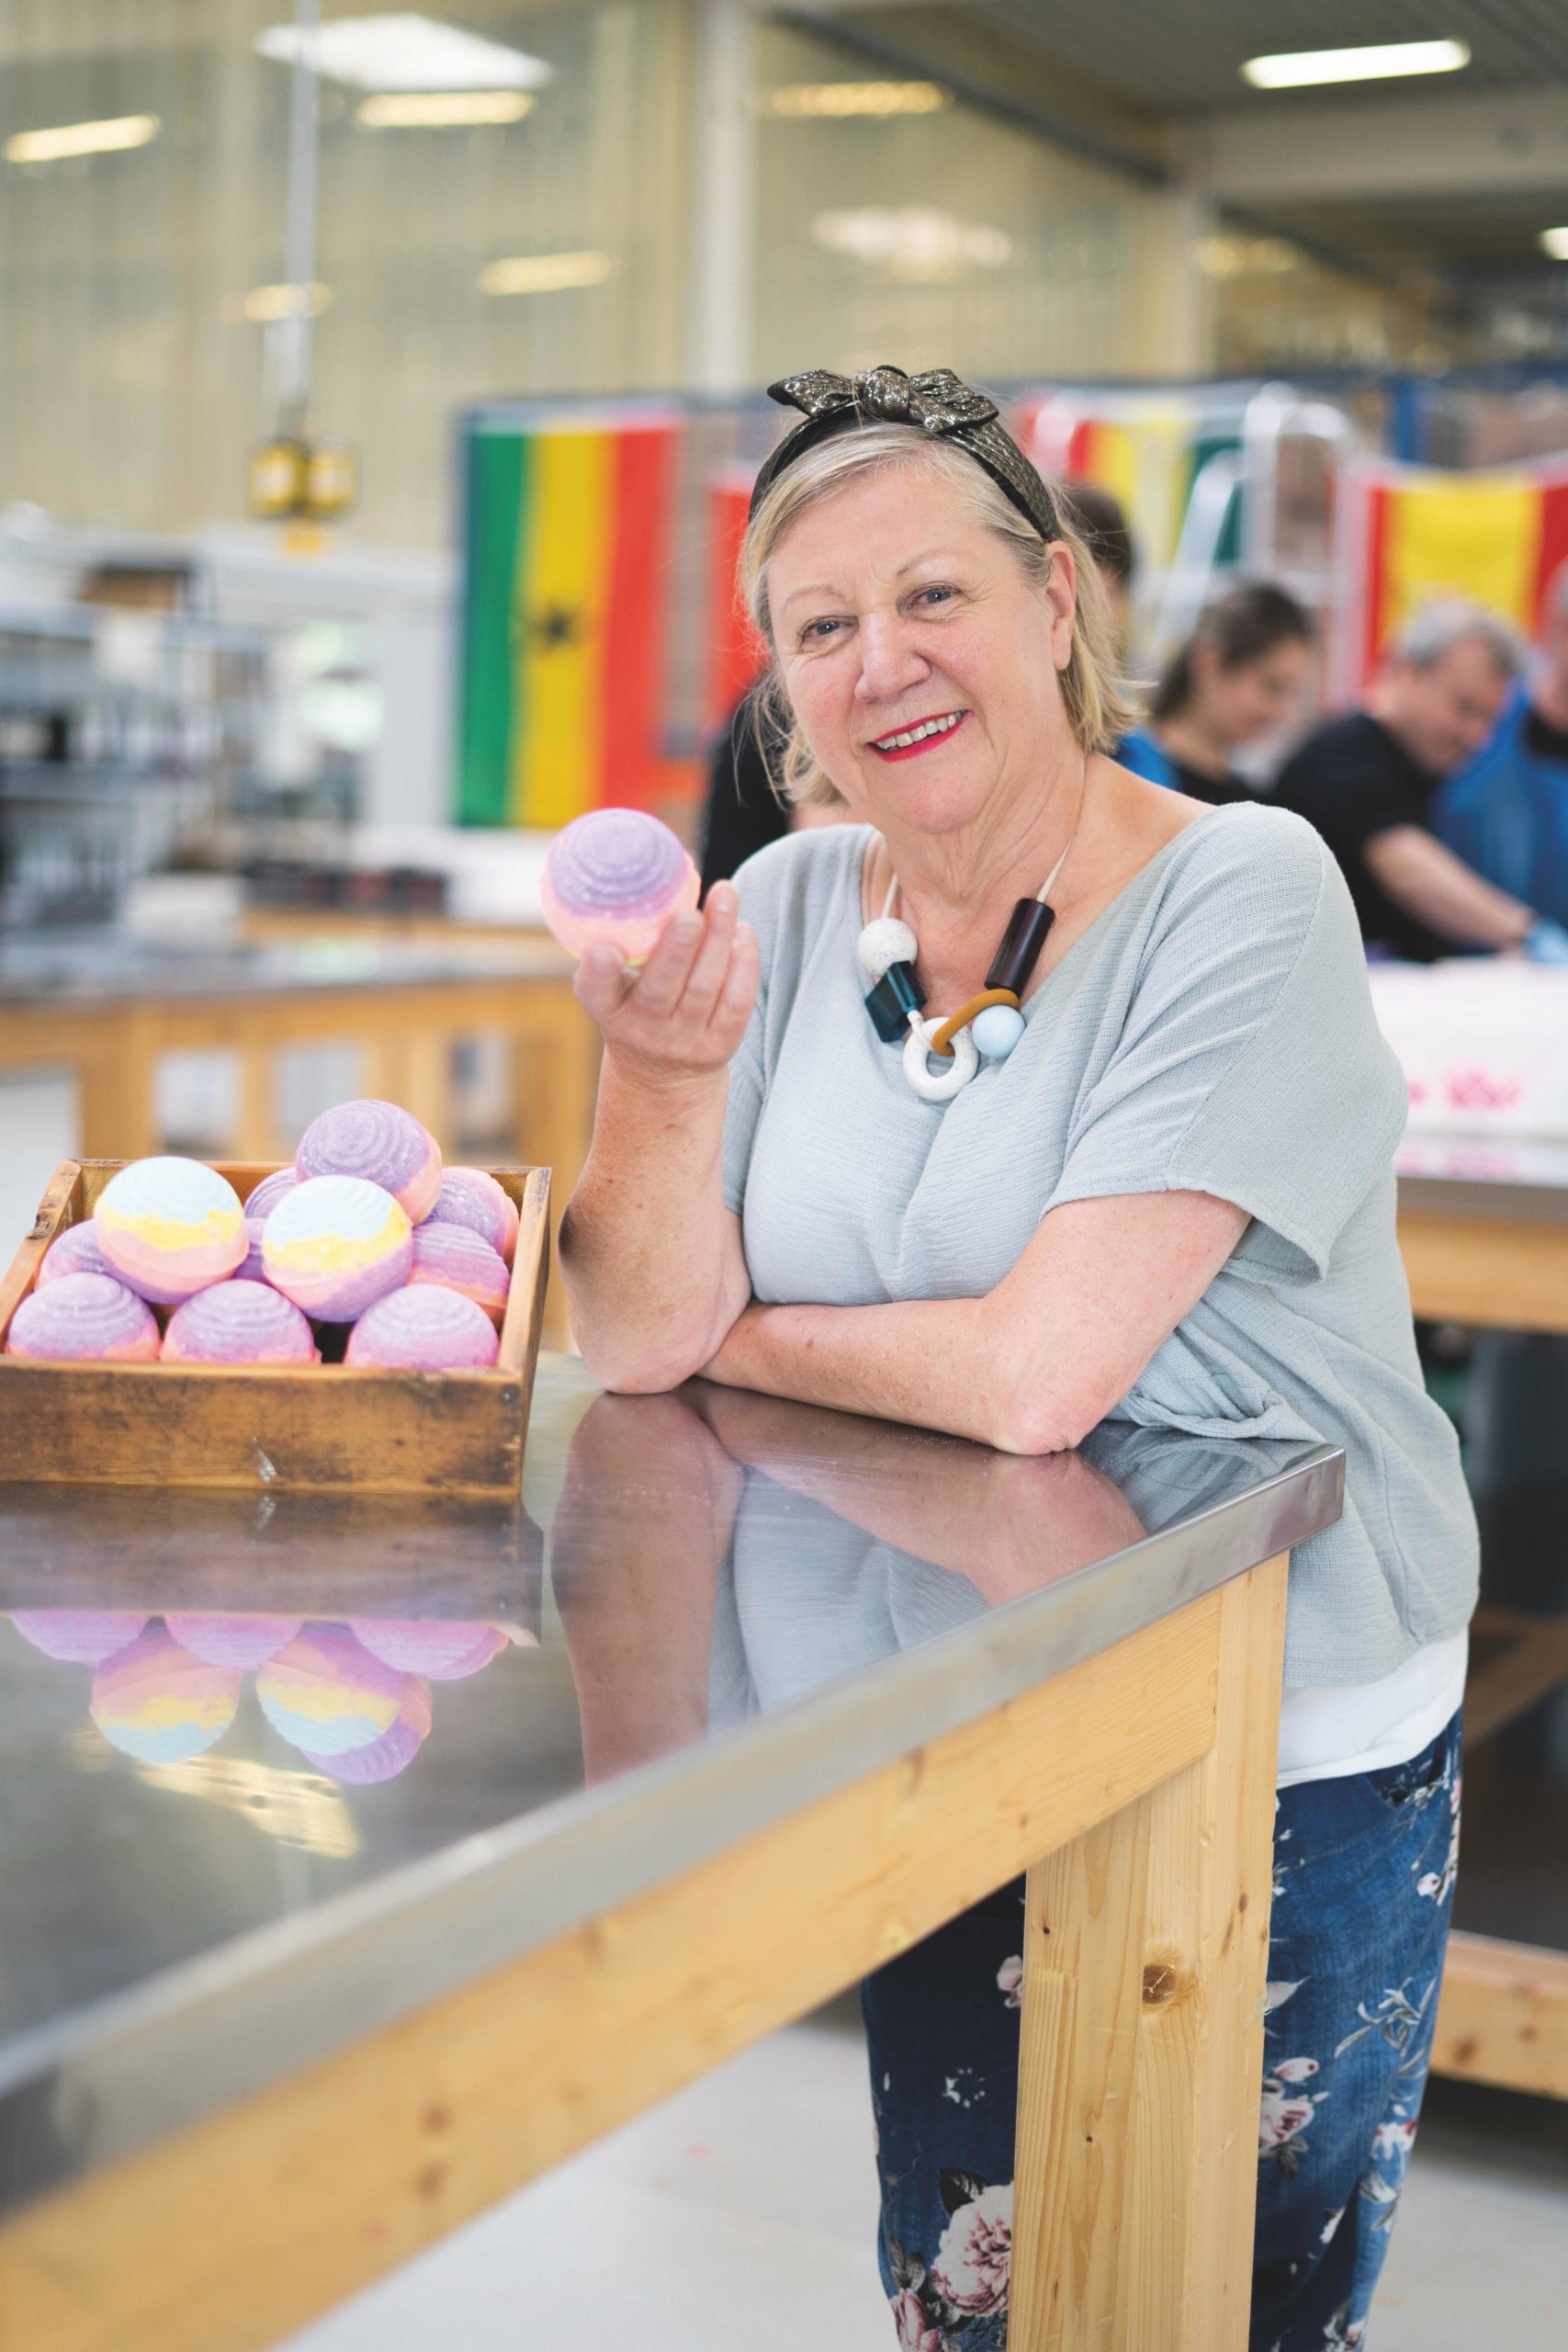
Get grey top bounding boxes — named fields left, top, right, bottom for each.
left=723, top=807, right=1478, bottom=1688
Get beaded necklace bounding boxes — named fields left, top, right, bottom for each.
left=856, top=763, right=1087, bottom=1102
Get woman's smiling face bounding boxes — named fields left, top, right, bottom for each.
left=768, top=459, right=1078, bottom=842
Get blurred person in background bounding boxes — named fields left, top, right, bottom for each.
left=1119, top=582, right=1314, bottom=807
left=1059, top=481, right=1135, bottom=647
left=1276, top=601, right=1568, bottom=962
left=1432, top=566, right=1568, bottom=929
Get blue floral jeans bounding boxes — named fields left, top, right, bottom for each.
left=862, top=1713, right=1461, bottom=2352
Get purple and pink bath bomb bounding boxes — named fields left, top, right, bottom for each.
left=237, top=1216, right=272, bottom=1284
left=407, top=1222, right=510, bottom=1322
left=295, top=1100, right=442, bottom=1225
left=93, top=1157, right=247, bottom=1306
left=37, top=1221, right=116, bottom=1286
left=11, top=1610, right=150, bottom=1664
left=162, top=1280, right=319, bottom=1366
left=349, top=1618, right=507, bottom=1680
left=165, top=1613, right=303, bottom=1668
left=430, top=1167, right=519, bottom=1266
left=6, top=1272, right=161, bottom=1363
left=262, top=1175, right=412, bottom=1321
left=243, top=1167, right=299, bottom=1222
left=345, top=1284, right=501, bottom=1372
left=540, top=808, right=700, bottom=965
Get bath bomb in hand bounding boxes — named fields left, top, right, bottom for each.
left=295, top=1100, right=442, bottom=1224
left=37, top=1221, right=116, bottom=1286
left=429, top=1166, right=519, bottom=1265
left=91, top=1626, right=241, bottom=1763
left=350, top=1618, right=507, bottom=1680
left=162, top=1280, right=320, bottom=1366
left=11, top=1610, right=150, bottom=1664
left=346, top=1284, right=500, bottom=1372
left=540, top=808, right=700, bottom=965
left=262, top=1176, right=412, bottom=1321
left=7, top=1272, right=161, bottom=1363
left=95, top=1157, right=246, bottom=1306
left=408, top=1222, right=510, bottom=1321
left=244, top=1168, right=299, bottom=1222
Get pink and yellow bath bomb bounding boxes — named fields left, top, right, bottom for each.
left=262, top=1175, right=412, bottom=1321
left=37, top=1222, right=116, bottom=1286
left=344, top=1284, right=501, bottom=1372
left=349, top=1618, right=507, bottom=1680
left=11, top=1610, right=149, bottom=1664
left=255, top=1626, right=412, bottom=1757
left=6, top=1272, right=161, bottom=1363
left=90, top=1625, right=242, bottom=1763
left=162, top=1280, right=320, bottom=1366
left=299, top=1677, right=433, bottom=1784
left=165, top=1613, right=303, bottom=1669
left=94, top=1156, right=246, bottom=1306
left=244, top=1168, right=299, bottom=1222
left=295, top=1099, right=442, bottom=1225
left=407, top=1222, right=510, bottom=1321
left=429, top=1167, right=519, bottom=1265
left=540, top=808, right=700, bottom=965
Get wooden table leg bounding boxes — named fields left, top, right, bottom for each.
left=1010, top=1556, right=1287, bottom=2350
left=78, top=1024, right=158, bottom=1160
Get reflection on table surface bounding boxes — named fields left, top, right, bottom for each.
left=0, top=1359, right=1334, bottom=2085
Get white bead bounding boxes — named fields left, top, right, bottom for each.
left=972, top=1004, right=1026, bottom=1059
left=902, top=1015, right=978, bottom=1102
left=855, top=916, right=919, bottom=982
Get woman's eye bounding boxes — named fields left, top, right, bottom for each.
left=801, top=617, right=843, bottom=644
left=914, top=585, right=956, bottom=611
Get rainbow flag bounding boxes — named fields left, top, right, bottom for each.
left=1345, top=458, right=1568, bottom=690
left=1014, top=394, right=1230, bottom=569
left=458, top=414, right=679, bottom=826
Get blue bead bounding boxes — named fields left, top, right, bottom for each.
left=972, top=1004, right=1025, bottom=1059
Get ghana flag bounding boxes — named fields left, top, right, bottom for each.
left=458, top=414, right=679, bottom=826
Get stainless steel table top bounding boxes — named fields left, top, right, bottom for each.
left=0, top=1357, right=1342, bottom=2218
left=0, top=933, right=568, bottom=1005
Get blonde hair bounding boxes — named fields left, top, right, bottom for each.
left=740, top=423, right=1134, bottom=808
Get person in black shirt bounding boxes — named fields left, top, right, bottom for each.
left=1275, top=601, right=1552, bottom=961
left=1119, top=582, right=1313, bottom=808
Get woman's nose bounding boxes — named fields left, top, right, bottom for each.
left=854, top=611, right=929, bottom=703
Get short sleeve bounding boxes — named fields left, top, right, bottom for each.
left=1044, top=813, right=1407, bottom=1283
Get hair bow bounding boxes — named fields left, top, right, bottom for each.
left=767, top=366, right=999, bottom=436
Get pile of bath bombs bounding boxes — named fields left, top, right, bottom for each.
left=6, top=1101, right=520, bottom=1374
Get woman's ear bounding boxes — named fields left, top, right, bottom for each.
left=1042, top=541, right=1078, bottom=673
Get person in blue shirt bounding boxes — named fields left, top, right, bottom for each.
left=1433, top=569, right=1568, bottom=928
left=1120, top=581, right=1314, bottom=807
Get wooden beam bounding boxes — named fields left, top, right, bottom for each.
left=1432, top=1929, right=1568, bottom=2100
left=1398, top=1210, right=1568, bottom=1337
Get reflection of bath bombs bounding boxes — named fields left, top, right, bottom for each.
left=300, top=1678, right=433, bottom=1784
left=237, top=1216, right=271, bottom=1284
left=295, top=1100, right=442, bottom=1224
left=430, top=1167, right=519, bottom=1265
left=262, top=1176, right=412, bottom=1321
left=540, top=808, right=700, bottom=964
left=256, top=1627, right=412, bottom=1756
left=38, top=1222, right=116, bottom=1286
left=6, top=1272, right=161, bottom=1363
left=408, top=1223, right=510, bottom=1321
left=350, top=1618, right=507, bottom=1680
left=163, top=1280, right=320, bottom=1366
left=244, top=1168, right=299, bottom=1222
left=94, top=1157, right=246, bottom=1306
left=345, top=1285, right=501, bottom=1372
left=90, top=1626, right=242, bottom=1762
left=165, top=1613, right=303, bottom=1668
left=11, top=1609, right=149, bottom=1664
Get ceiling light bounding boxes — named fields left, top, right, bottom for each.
left=1242, top=40, right=1470, bottom=89
left=357, top=89, right=534, bottom=127
left=478, top=249, right=614, bottom=296
left=762, top=82, right=951, bottom=119
left=242, top=280, right=333, bottom=322
left=6, top=113, right=160, bottom=164
left=813, top=207, right=1011, bottom=283
left=256, top=14, right=550, bottom=93
left=1541, top=228, right=1568, bottom=261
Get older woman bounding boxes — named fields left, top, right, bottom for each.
left=560, top=368, right=1474, bottom=2352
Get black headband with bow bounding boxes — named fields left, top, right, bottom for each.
left=749, top=365, right=1060, bottom=543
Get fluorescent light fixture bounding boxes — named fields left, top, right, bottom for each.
left=6, top=113, right=160, bottom=164
left=1541, top=227, right=1568, bottom=261
left=762, top=81, right=951, bottom=119
left=814, top=206, right=1011, bottom=283
left=242, top=281, right=333, bottom=322
left=478, top=249, right=614, bottom=296
left=356, top=89, right=534, bottom=127
left=256, top=14, right=550, bottom=93
left=1243, top=40, right=1469, bottom=89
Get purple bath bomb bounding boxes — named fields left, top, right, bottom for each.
left=37, top=1222, right=116, bottom=1287
left=237, top=1216, right=273, bottom=1284
left=165, top=1613, right=304, bottom=1668
left=299, top=1678, right=433, bottom=1784
left=349, top=1618, right=507, bottom=1680
left=295, top=1099, right=442, bottom=1224
left=162, top=1280, right=319, bottom=1366
left=94, top=1156, right=247, bottom=1305
left=6, top=1272, right=161, bottom=1363
left=429, top=1168, right=519, bottom=1265
left=345, top=1284, right=501, bottom=1372
left=244, top=1168, right=299, bottom=1221
left=262, top=1175, right=412, bottom=1322
left=10, top=1610, right=150, bottom=1664
left=407, top=1222, right=510, bottom=1322
left=540, top=808, right=700, bottom=964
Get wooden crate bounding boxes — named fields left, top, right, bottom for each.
left=0, top=1160, right=550, bottom=1498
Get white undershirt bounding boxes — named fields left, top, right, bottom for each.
left=1276, top=1632, right=1468, bottom=1789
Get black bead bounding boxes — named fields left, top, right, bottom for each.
left=986, top=899, right=1055, bottom=999
left=865, top=961, right=926, bottom=1042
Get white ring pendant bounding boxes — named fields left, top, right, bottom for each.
left=902, top=1014, right=978, bottom=1102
